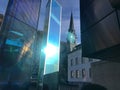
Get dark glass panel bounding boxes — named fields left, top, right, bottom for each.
left=6, top=0, right=40, bottom=28
left=117, top=10, right=120, bottom=26
left=15, top=0, right=40, bottom=28
left=0, top=15, right=36, bottom=67
left=82, top=12, right=120, bottom=57
left=6, top=0, right=19, bottom=16
left=80, top=0, right=93, bottom=13
left=109, top=0, right=120, bottom=9
left=81, top=0, right=114, bottom=32
left=10, top=17, right=36, bottom=42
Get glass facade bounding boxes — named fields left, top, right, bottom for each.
left=44, top=0, right=62, bottom=75
left=0, top=0, right=41, bottom=67
left=41, top=1, right=62, bottom=90
left=80, top=0, right=120, bottom=61
left=0, top=0, right=41, bottom=87
left=6, top=0, right=40, bottom=28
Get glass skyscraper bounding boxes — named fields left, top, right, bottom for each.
left=0, top=0, right=41, bottom=88
left=0, top=0, right=41, bottom=67
left=41, top=0, right=62, bottom=90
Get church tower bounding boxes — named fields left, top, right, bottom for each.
left=67, top=13, right=77, bottom=52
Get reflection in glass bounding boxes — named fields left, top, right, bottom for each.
left=44, top=0, right=62, bottom=75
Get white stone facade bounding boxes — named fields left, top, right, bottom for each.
left=68, top=45, right=99, bottom=83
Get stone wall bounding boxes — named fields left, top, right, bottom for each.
left=91, top=61, right=120, bottom=90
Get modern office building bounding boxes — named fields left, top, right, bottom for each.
left=68, top=44, right=99, bottom=83
left=0, top=0, right=41, bottom=89
left=27, top=31, right=43, bottom=90
left=80, top=0, right=120, bottom=61
left=42, top=0, right=62, bottom=90
left=0, top=0, right=41, bottom=66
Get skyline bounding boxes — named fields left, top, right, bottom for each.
left=0, top=0, right=80, bottom=44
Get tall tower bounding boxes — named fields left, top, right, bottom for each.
left=41, top=0, right=62, bottom=90
left=67, top=13, right=76, bottom=52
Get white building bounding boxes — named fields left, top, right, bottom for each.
left=66, top=12, right=99, bottom=84
left=68, top=44, right=99, bottom=83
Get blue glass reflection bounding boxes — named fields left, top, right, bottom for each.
left=51, top=0, right=61, bottom=22
left=48, top=18, right=60, bottom=46
left=15, top=0, right=40, bottom=28
left=44, top=0, right=61, bottom=75
left=9, top=31, right=23, bottom=37
left=6, top=39, right=22, bottom=47
left=51, top=13, right=60, bottom=25
left=7, top=0, right=40, bottom=28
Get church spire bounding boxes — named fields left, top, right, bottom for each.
left=69, top=12, right=75, bottom=32
left=67, top=12, right=77, bottom=52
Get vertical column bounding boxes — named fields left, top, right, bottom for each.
left=41, top=0, right=62, bottom=90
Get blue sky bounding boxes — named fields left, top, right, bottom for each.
left=0, top=0, right=8, bottom=14
left=58, top=0, right=80, bottom=44
left=0, top=0, right=80, bottom=44
left=39, top=0, right=80, bottom=44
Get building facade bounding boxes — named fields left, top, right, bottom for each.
left=0, top=0, right=41, bottom=67
left=0, top=0, right=41, bottom=89
left=80, top=0, right=120, bottom=61
left=30, top=31, right=43, bottom=88
left=68, top=44, right=99, bottom=83
left=91, top=61, right=120, bottom=90
left=66, top=12, right=99, bottom=88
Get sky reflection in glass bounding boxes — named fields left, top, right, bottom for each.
left=44, top=0, right=61, bottom=75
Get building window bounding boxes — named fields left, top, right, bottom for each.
left=76, top=70, right=80, bottom=78
left=71, top=70, right=75, bottom=78
left=82, top=68, right=86, bottom=78
left=75, top=57, right=79, bottom=65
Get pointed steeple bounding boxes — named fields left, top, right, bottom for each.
left=67, top=12, right=77, bottom=52
left=69, top=12, right=75, bottom=32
